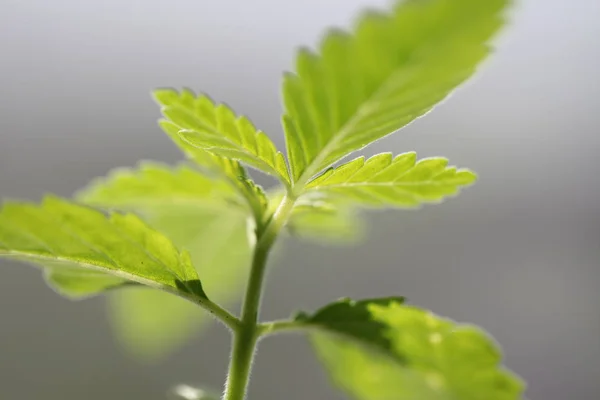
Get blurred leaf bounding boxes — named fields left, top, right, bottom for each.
left=288, top=195, right=364, bottom=245
left=288, top=206, right=363, bottom=244
left=45, top=268, right=131, bottom=299
left=306, top=152, right=477, bottom=208
left=76, top=161, right=238, bottom=210
left=283, top=0, right=508, bottom=183
left=155, top=88, right=290, bottom=184
left=0, top=196, right=205, bottom=300
left=297, top=297, right=525, bottom=400
left=266, top=191, right=364, bottom=245
left=109, top=288, right=201, bottom=360
left=168, top=384, right=219, bottom=400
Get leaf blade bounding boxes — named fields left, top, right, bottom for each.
left=305, top=152, right=477, bottom=208
left=156, top=103, right=264, bottom=216
left=0, top=196, right=205, bottom=300
left=155, top=88, right=290, bottom=184
left=283, top=0, right=508, bottom=184
left=299, top=297, right=525, bottom=400
left=78, top=174, right=253, bottom=359
left=105, top=208, right=252, bottom=360
left=158, top=118, right=248, bottom=183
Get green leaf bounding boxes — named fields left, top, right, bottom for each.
left=159, top=119, right=271, bottom=223
left=236, top=175, right=270, bottom=227
left=283, top=0, right=508, bottom=183
left=76, top=159, right=269, bottom=233
left=154, top=88, right=290, bottom=184
left=305, top=152, right=477, bottom=208
left=76, top=161, right=238, bottom=211
left=107, top=208, right=251, bottom=360
left=299, top=297, right=525, bottom=400
left=76, top=166, right=253, bottom=359
left=0, top=196, right=206, bottom=301
left=158, top=114, right=255, bottom=211
left=159, top=118, right=247, bottom=180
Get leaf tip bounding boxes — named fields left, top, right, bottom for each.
left=152, top=87, right=179, bottom=107
left=456, top=168, right=478, bottom=185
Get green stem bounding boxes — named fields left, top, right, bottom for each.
left=187, top=293, right=240, bottom=332
left=223, top=194, right=296, bottom=400
left=256, top=319, right=304, bottom=337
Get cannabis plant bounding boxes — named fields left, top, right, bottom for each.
left=0, top=0, right=526, bottom=399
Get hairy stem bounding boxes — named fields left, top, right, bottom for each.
left=222, top=194, right=296, bottom=400
left=187, top=293, right=240, bottom=332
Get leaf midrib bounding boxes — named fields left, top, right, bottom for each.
left=294, top=65, right=420, bottom=190
left=1, top=206, right=189, bottom=287
left=0, top=249, right=177, bottom=293
left=181, top=130, right=285, bottom=181
left=309, top=179, right=464, bottom=189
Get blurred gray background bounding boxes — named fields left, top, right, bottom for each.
left=1, top=0, right=598, bottom=399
